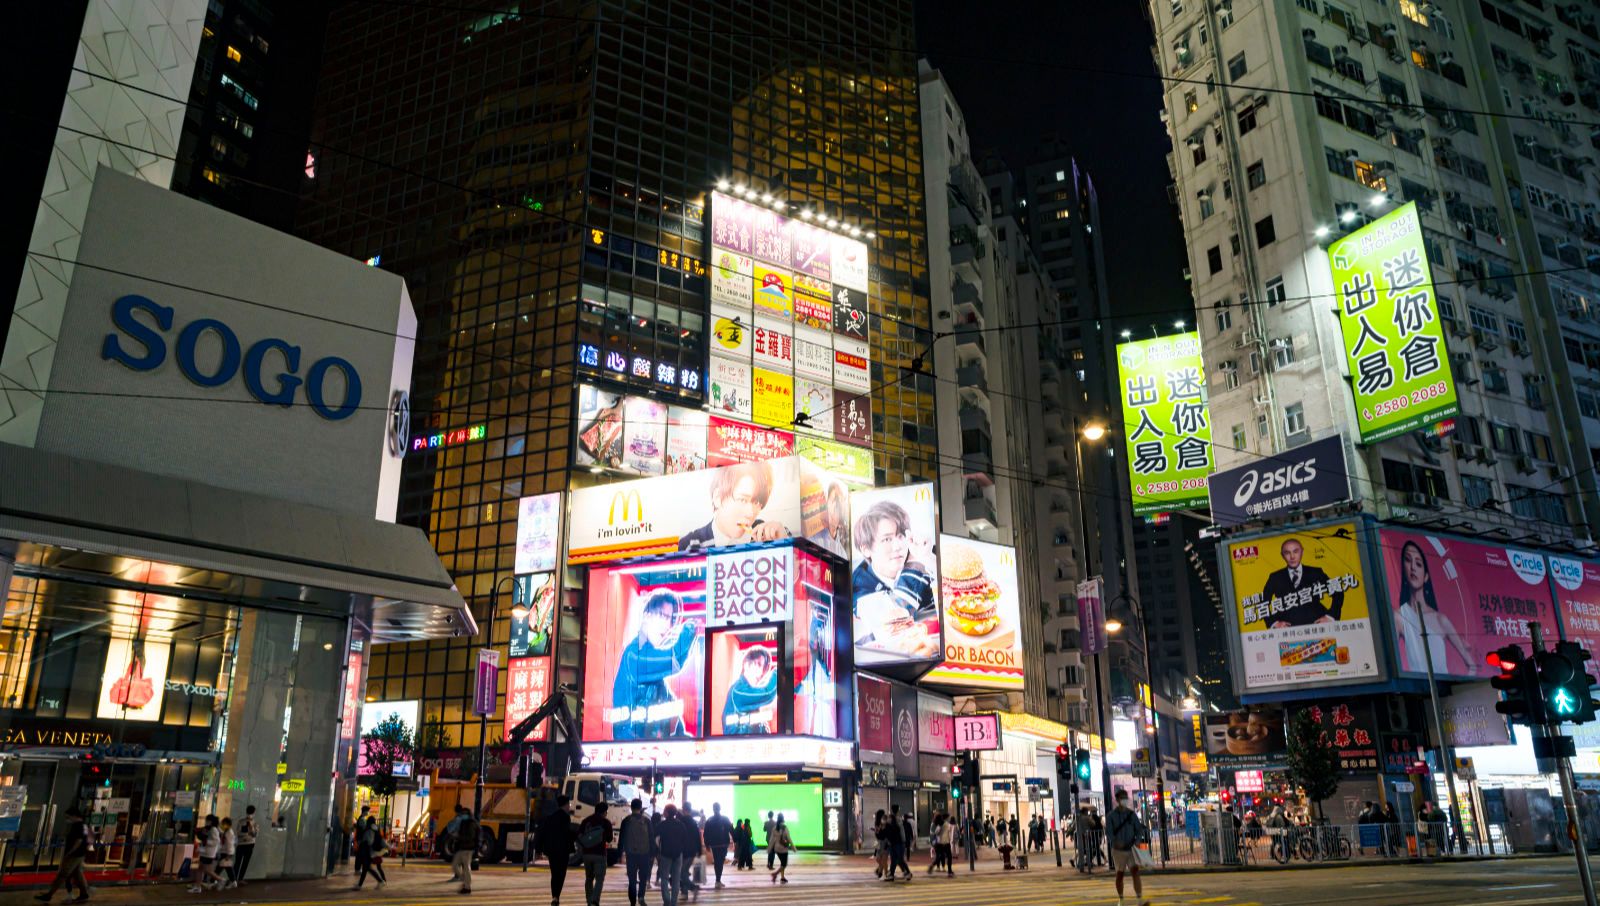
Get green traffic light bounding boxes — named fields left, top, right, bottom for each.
left=1551, top=686, right=1579, bottom=716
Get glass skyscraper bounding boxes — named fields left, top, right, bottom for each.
left=297, top=1, right=933, bottom=753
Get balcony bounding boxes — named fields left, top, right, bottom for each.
left=953, top=278, right=984, bottom=318
left=963, top=493, right=998, bottom=529
left=957, top=362, right=988, bottom=391
left=959, top=405, right=990, bottom=434
left=954, top=328, right=985, bottom=356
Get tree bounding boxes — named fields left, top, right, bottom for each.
left=1285, top=707, right=1341, bottom=820
left=359, top=713, right=415, bottom=799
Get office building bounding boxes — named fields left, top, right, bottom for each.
left=298, top=2, right=935, bottom=759
left=1148, top=0, right=1600, bottom=541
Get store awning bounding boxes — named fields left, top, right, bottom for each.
left=0, top=442, right=472, bottom=642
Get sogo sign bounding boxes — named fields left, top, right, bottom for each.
left=101, top=294, right=363, bottom=420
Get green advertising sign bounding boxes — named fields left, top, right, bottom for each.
left=1116, top=332, right=1212, bottom=515
left=1330, top=202, right=1459, bottom=443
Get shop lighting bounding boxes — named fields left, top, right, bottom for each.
left=1314, top=225, right=1330, bottom=238
left=761, top=193, right=774, bottom=203
left=1340, top=209, right=1357, bottom=223
left=716, top=179, right=730, bottom=191
left=1174, top=319, right=1185, bottom=329
left=865, top=231, right=876, bottom=239
left=801, top=209, right=814, bottom=220
left=1121, top=329, right=1132, bottom=338
left=849, top=227, right=861, bottom=237
left=826, top=218, right=838, bottom=228
left=1369, top=192, right=1388, bottom=207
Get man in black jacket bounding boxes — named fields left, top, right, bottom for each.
left=1258, top=537, right=1342, bottom=626
left=537, top=796, right=577, bottom=906
left=702, top=803, right=734, bottom=887
left=653, top=805, right=695, bottom=906
left=884, top=805, right=911, bottom=881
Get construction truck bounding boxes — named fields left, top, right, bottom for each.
left=422, top=688, right=642, bottom=865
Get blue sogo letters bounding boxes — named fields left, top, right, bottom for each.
left=101, top=294, right=362, bottom=420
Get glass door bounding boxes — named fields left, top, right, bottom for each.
left=0, top=758, right=75, bottom=875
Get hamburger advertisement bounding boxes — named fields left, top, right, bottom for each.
left=923, top=536, right=1024, bottom=690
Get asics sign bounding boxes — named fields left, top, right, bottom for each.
left=1208, top=435, right=1350, bottom=527
left=101, top=294, right=362, bottom=420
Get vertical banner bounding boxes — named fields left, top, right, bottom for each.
left=1077, top=577, right=1106, bottom=655
left=857, top=674, right=892, bottom=753
left=1330, top=201, right=1459, bottom=443
left=1116, top=332, right=1212, bottom=514
left=473, top=648, right=500, bottom=717
left=504, top=657, right=553, bottom=742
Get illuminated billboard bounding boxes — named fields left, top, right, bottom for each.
left=1330, top=202, right=1459, bottom=443
left=924, top=536, right=1023, bottom=690
left=849, top=483, right=941, bottom=667
left=1115, top=332, right=1212, bottom=515
left=514, top=492, right=563, bottom=574
left=708, top=191, right=873, bottom=449
left=567, top=457, right=802, bottom=564
left=581, top=543, right=842, bottom=744
left=1228, top=522, right=1381, bottom=692
left=510, top=572, right=556, bottom=658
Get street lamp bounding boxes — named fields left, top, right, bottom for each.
left=1106, top=593, right=1170, bottom=864
left=475, top=575, right=518, bottom=821
left=1072, top=418, right=1114, bottom=818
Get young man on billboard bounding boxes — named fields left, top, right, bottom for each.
left=678, top=461, right=789, bottom=551
left=611, top=590, right=701, bottom=739
left=1259, top=537, right=1342, bottom=627
left=851, top=501, right=937, bottom=656
left=722, top=646, right=778, bottom=734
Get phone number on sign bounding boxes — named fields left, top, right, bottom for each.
left=1370, top=380, right=1450, bottom=418
left=1139, top=477, right=1209, bottom=495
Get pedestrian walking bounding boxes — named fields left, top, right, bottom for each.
left=354, top=816, right=386, bottom=889
left=189, top=814, right=223, bottom=892
left=701, top=803, right=732, bottom=887
left=1380, top=801, right=1400, bottom=856
left=1008, top=814, right=1019, bottom=849
left=537, top=796, right=577, bottom=906
left=453, top=807, right=480, bottom=895
left=655, top=805, right=695, bottom=906
left=983, top=815, right=995, bottom=847
left=443, top=806, right=467, bottom=881
left=649, top=810, right=665, bottom=888
left=884, top=805, right=911, bottom=881
left=235, top=805, right=259, bottom=885
left=675, top=803, right=702, bottom=898
left=218, top=817, right=238, bottom=889
left=33, top=806, right=90, bottom=903
left=1106, top=791, right=1150, bottom=906
left=619, top=799, right=654, bottom=906
left=767, top=816, right=791, bottom=884
left=734, top=819, right=753, bottom=869
left=1088, top=806, right=1106, bottom=866
left=580, top=803, right=614, bottom=906
left=762, top=811, right=776, bottom=871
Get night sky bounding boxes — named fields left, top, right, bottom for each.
left=914, top=1, right=1191, bottom=326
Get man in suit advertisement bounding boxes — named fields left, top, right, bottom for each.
left=1229, top=522, right=1380, bottom=693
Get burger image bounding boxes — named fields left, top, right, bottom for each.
left=942, top=545, right=1002, bottom=636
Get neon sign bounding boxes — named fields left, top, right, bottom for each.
left=410, top=424, right=486, bottom=452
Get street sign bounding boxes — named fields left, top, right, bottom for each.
left=1024, top=776, right=1046, bottom=786
left=1392, top=781, right=1415, bottom=792
left=473, top=648, right=500, bottom=717
left=1454, top=756, right=1476, bottom=781
left=1131, top=747, right=1153, bottom=778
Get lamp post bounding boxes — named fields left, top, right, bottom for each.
left=1107, top=593, right=1169, bottom=864
left=475, top=575, right=530, bottom=820
left=1072, top=418, right=1114, bottom=817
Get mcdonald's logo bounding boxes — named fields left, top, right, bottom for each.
left=608, top=490, right=644, bottom=525
left=914, top=486, right=932, bottom=503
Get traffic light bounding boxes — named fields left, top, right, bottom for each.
left=950, top=784, right=962, bottom=800
left=1540, top=641, right=1598, bottom=724
left=1489, top=644, right=1547, bottom=726
left=1054, top=744, right=1071, bottom=781
left=653, top=771, right=665, bottom=795
left=959, top=753, right=979, bottom=788
left=1073, top=748, right=1091, bottom=784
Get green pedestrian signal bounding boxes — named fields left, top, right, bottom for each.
left=1074, top=748, right=1091, bottom=782
left=1542, top=641, right=1598, bottom=725
left=1551, top=687, right=1578, bottom=716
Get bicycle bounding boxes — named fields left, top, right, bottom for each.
left=1296, top=823, right=1352, bottom=862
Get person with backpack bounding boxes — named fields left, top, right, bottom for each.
left=767, top=816, right=792, bottom=884
left=701, top=802, right=733, bottom=887
left=538, top=796, right=577, bottom=905
left=619, top=799, right=653, bottom=906
left=453, top=807, right=480, bottom=895
left=579, top=805, right=614, bottom=906
left=234, top=805, right=259, bottom=885
left=34, top=806, right=91, bottom=903
left=870, top=810, right=888, bottom=878
left=1106, top=790, right=1150, bottom=906
left=353, top=815, right=386, bottom=889
left=189, top=814, right=223, bottom=893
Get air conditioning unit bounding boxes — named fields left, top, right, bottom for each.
left=1383, top=24, right=1398, bottom=38
left=1449, top=321, right=1472, bottom=338
left=1510, top=338, right=1530, bottom=357
left=1473, top=328, right=1499, bottom=350
left=1388, top=48, right=1406, bottom=64
left=1439, top=51, right=1455, bottom=65
left=1517, top=455, right=1536, bottom=473
left=1408, top=491, right=1431, bottom=507
left=1303, top=27, right=1318, bottom=40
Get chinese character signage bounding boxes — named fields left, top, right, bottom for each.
left=1116, top=332, right=1212, bottom=515
left=1551, top=556, right=1600, bottom=655
left=1378, top=528, right=1556, bottom=679
left=1228, top=522, right=1380, bottom=692
left=706, top=416, right=794, bottom=467
left=504, top=657, right=552, bottom=742
left=1330, top=202, right=1459, bottom=443
left=1077, top=577, right=1106, bottom=655
left=752, top=368, right=794, bottom=428
left=1292, top=701, right=1380, bottom=774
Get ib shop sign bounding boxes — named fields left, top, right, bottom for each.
left=1207, top=434, right=1350, bottom=527
left=102, top=294, right=362, bottom=420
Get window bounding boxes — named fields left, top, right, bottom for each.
left=1055, top=170, right=1066, bottom=182
left=1237, top=106, right=1258, bottom=134
left=1247, top=160, right=1266, bottom=189
left=1462, top=474, right=1496, bottom=509
left=1354, top=160, right=1388, bottom=192
left=1272, top=337, right=1296, bottom=369
left=1207, top=246, right=1223, bottom=274
left=1483, top=366, right=1510, bottom=393
left=1490, top=421, right=1522, bottom=454
left=1228, top=52, right=1248, bottom=81
left=1509, top=485, right=1567, bottom=524
left=1230, top=233, right=1242, bottom=256
left=1383, top=459, right=1449, bottom=496
left=218, top=73, right=258, bottom=109
left=1257, top=413, right=1270, bottom=436
left=1506, top=318, right=1527, bottom=344
left=1192, top=142, right=1208, bottom=166
left=1526, top=431, right=1555, bottom=461
left=1214, top=300, right=1233, bottom=332
left=1199, top=195, right=1215, bottom=219
left=1232, top=423, right=1247, bottom=449
left=1581, top=390, right=1600, bottom=419
left=1468, top=306, right=1500, bottom=334
left=1458, top=416, right=1484, bottom=446
left=1524, top=374, right=1546, bottom=408
left=1185, top=90, right=1199, bottom=114
left=1254, top=216, right=1276, bottom=247
left=1220, top=360, right=1240, bottom=388
left=225, top=45, right=242, bottom=63
left=1264, top=276, right=1287, bottom=306
left=1400, top=0, right=1429, bottom=26
left=1284, top=402, right=1307, bottom=436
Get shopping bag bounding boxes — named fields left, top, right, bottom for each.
left=1132, top=845, right=1156, bottom=869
